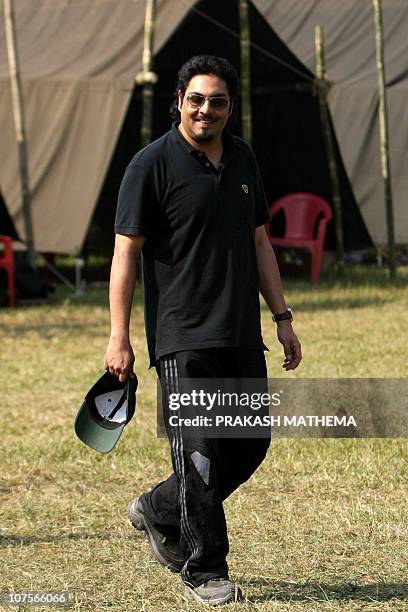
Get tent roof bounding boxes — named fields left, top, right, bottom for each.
left=254, top=0, right=408, bottom=88
left=0, top=0, right=194, bottom=84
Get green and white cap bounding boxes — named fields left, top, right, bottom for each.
left=74, top=371, right=137, bottom=453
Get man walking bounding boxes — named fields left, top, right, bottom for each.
left=104, top=55, right=301, bottom=605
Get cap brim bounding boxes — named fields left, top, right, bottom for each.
left=74, top=399, right=125, bottom=454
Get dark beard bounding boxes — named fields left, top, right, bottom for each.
left=193, top=132, right=215, bottom=142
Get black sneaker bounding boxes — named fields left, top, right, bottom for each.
left=184, top=578, right=243, bottom=606
left=127, top=495, right=185, bottom=572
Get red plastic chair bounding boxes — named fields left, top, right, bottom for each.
left=0, top=235, right=16, bottom=306
left=265, top=193, right=332, bottom=284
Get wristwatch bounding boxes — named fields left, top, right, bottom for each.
left=272, top=308, right=293, bottom=323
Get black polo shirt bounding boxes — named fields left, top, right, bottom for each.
left=115, top=122, right=269, bottom=366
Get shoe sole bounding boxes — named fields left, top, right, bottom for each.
left=184, top=584, right=242, bottom=606
left=127, top=498, right=183, bottom=573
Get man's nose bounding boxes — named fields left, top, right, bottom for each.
left=200, top=99, right=212, bottom=113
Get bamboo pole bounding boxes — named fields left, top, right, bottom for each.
left=372, top=0, right=396, bottom=278
left=315, top=25, right=344, bottom=265
left=3, top=0, right=35, bottom=264
left=135, top=0, right=157, bottom=148
left=239, top=0, right=252, bottom=144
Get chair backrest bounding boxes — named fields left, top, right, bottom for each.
left=270, top=193, right=332, bottom=241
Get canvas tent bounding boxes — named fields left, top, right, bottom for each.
left=0, top=0, right=405, bottom=255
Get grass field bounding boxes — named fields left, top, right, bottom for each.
left=1, top=266, right=408, bottom=611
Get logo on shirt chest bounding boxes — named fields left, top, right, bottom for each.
left=241, top=184, right=249, bottom=194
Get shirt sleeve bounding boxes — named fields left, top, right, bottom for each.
left=114, top=162, right=158, bottom=237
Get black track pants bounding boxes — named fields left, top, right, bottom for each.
left=141, top=347, right=271, bottom=587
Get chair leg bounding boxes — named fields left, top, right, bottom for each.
left=311, top=246, right=323, bottom=285
left=8, top=274, right=16, bottom=306
left=7, top=264, right=16, bottom=306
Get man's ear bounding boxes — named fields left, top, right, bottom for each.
left=178, top=91, right=184, bottom=112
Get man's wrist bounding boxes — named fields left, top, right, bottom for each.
left=276, top=318, right=293, bottom=327
left=110, top=332, right=131, bottom=343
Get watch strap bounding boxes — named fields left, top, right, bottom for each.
left=272, top=308, right=293, bottom=323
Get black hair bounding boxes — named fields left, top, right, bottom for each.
left=170, top=55, right=239, bottom=119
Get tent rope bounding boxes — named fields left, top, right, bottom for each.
left=176, top=0, right=316, bottom=84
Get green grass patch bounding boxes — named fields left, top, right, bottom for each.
left=1, top=268, right=408, bottom=610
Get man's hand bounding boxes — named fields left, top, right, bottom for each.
left=104, top=336, right=135, bottom=382
left=276, top=320, right=302, bottom=370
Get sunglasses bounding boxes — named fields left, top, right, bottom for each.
left=185, top=93, right=230, bottom=111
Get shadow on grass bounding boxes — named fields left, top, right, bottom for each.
left=0, top=532, right=134, bottom=547
left=246, top=578, right=408, bottom=603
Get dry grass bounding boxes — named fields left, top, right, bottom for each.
left=1, top=267, right=408, bottom=611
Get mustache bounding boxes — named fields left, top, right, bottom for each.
left=195, top=115, right=216, bottom=121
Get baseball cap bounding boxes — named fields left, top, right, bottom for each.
left=74, top=370, right=137, bottom=453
